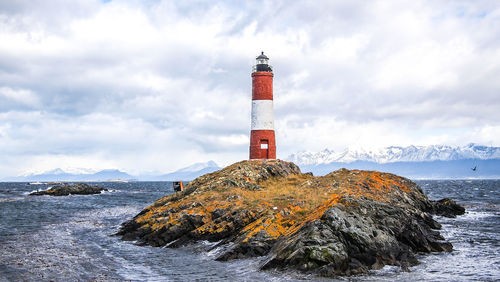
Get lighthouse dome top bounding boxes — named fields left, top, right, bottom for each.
left=253, top=51, right=273, bottom=73
left=256, top=52, right=269, bottom=60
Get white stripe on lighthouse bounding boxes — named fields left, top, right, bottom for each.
left=251, top=100, right=274, bottom=130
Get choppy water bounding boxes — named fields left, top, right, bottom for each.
left=0, top=180, right=498, bottom=281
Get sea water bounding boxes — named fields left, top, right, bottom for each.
left=0, top=180, right=498, bottom=281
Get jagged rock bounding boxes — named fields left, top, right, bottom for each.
left=116, top=159, right=464, bottom=277
left=432, top=198, right=466, bottom=218
left=261, top=198, right=452, bottom=276
left=29, top=183, right=107, bottom=196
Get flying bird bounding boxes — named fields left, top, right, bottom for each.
left=471, top=166, right=477, bottom=171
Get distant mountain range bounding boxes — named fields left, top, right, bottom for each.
left=3, top=161, right=222, bottom=182
left=288, top=144, right=500, bottom=165
left=6, top=169, right=134, bottom=182
left=4, top=144, right=499, bottom=182
left=287, top=144, right=500, bottom=179
left=148, top=161, right=221, bottom=181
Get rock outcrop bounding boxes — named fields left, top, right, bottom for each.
left=29, top=183, right=107, bottom=196
left=431, top=198, right=466, bottom=218
left=117, top=160, right=464, bottom=277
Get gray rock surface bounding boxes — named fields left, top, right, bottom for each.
left=116, top=160, right=465, bottom=277
left=29, top=183, right=107, bottom=196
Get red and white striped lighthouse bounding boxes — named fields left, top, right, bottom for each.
left=249, top=52, right=276, bottom=160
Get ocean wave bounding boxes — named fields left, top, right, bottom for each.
left=0, top=197, right=24, bottom=202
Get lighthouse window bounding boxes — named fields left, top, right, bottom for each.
left=261, top=143, right=268, bottom=149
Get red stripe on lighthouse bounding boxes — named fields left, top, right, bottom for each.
left=252, top=72, right=273, bottom=100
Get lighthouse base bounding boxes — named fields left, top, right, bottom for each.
left=249, top=130, right=276, bottom=160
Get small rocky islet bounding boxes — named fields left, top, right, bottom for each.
left=29, top=183, right=107, bottom=196
left=117, top=160, right=464, bottom=277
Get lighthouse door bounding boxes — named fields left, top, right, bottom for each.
left=260, top=140, right=269, bottom=159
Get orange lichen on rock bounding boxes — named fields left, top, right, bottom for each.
left=117, top=160, right=464, bottom=278
left=120, top=160, right=422, bottom=250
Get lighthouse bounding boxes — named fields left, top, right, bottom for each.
left=249, top=52, right=276, bottom=160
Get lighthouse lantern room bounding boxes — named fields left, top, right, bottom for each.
left=249, top=52, right=276, bottom=160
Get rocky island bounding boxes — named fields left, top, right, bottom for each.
left=117, top=160, right=464, bottom=277
left=29, top=183, right=107, bottom=196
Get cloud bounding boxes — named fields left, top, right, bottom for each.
left=0, top=87, right=40, bottom=108
left=0, top=0, right=499, bottom=177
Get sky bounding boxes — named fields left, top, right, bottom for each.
left=0, top=0, right=499, bottom=177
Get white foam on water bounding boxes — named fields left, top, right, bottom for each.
left=77, top=205, right=142, bottom=218
left=204, top=241, right=233, bottom=259
left=0, top=197, right=24, bottom=202
left=26, top=186, right=52, bottom=194
left=105, top=189, right=117, bottom=193
left=113, top=254, right=160, bottom=281
left=0, top=221, right=97, bottom=280
left=459, top=210, right=495, bottom=221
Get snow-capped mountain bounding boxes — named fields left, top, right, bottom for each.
left=4, top=161, right=222, bottom=182
left=9, top=168, right=133, bottom=182
left=156, top=161, right=221, bottom=181
left=287, top=144, right=500, bottom=165
left=21, top=167, right=98, bottom=177
left=175, top=161, right=219, bottom=173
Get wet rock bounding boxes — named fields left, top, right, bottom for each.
left=260, top=197, right=453, bottom=275
left=432, top=198, right=466, bottom=218
left=29, top=183, right=107, bottom=196
left=117, top=160, right=464, bottom=278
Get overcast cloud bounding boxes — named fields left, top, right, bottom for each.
left=0, top=0, right=499, bottom=177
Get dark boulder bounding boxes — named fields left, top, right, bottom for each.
left=432, top=198, right=466, bottom=218
left=29, top=183, right=107, bottom=196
